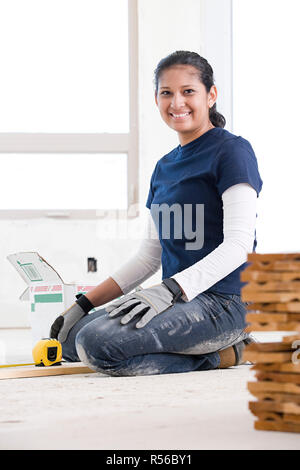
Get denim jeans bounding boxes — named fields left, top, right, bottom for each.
left=61, top=291, right=250, bottom=377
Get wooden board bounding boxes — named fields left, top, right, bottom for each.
left=0, top=362, right=95, bottom=380
left=246, top=302, right=300, bottom=313
left=282, top=334, right=300, bottom=343
left=242, top=281, right=300, bottom=293
left=252, top=411, right=300, bottom=424
left=283, top=414, right=300, bottom=423
left=248, top=380, right=300, bottom=395
left=255, top=371, right=300, bottom=384
left=248, top=391, right=300, bottom=404
left=245, top=260, right=300, bottom=272
left=282, top=334, right=300, bottom=344
left=245, top=322, right=300, bottom=332
left=246, top=312, right=300, bottom=322
left=254, top=419, right=300, bottom=433
left=241, top=271, right=300, bottom=283
left=242, top=291, right=300, bottom=303
left=243, top=350, right=293, bottom=363
left=249, top=400, right=300, bottom=415
left=245, top=342, right=293, bottom=352
left=251, top=362, right=300, bottom=373
left=247, top=253, right=300, bottom=262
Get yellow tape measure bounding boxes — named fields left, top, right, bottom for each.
left=32, top=338, right=62, bottom=367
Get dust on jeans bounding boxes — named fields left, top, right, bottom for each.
left=162, top=296, right=247, bottom=355
left=176, top=328, right=245, bottom=355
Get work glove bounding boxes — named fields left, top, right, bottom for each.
left=50, top=294, right=94, bottom=343
left=106, top=278, right=183, bottom=328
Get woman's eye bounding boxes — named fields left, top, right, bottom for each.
left=160, top=91, right=170, bottom=95
left=184, top=89, right=194, bottom=94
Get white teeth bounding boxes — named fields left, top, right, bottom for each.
left=171, top=112, right=190, bottom=118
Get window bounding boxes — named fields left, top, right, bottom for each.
left=232, top=0, right=300, bottom=252
left=0, top=0, right=138, bottom=218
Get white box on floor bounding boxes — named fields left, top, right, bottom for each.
left=7, top=252, right=97, bottom=345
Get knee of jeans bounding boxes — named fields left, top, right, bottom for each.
left=75, top=323, right=119, bottom=371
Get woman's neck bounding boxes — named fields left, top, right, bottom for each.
left=178, top=122, right=215, bottom=147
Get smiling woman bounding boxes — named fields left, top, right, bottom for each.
left=51, top=51, right=263, bottom=377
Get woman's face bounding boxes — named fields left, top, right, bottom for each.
left=155, top=65, right=217, bottom=145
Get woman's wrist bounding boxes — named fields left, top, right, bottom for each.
left=76, top=294, right=95, bottom=313
left=85, top=277, right=123, bottom=308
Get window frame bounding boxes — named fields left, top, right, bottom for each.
left=0, top=0, right=139, bottom=220
left=200, top=0, right=233, bottom=132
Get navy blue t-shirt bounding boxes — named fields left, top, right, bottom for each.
left=146, top=127, right=263, bottom=295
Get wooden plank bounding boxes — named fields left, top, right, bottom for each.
left=249, top=400, right=300, bottom=415
left=245, top=260, right=300, bottom=272
left=248, top=381, right=300, bottom=394
left=242, top=291, right=300, bottom=303
left=251, top=411, right=300, bottom=425
left=0, top=362, right=95, bottom=380
left=241, top=271, right=300, bottom=283
left=284, top=414, right=300, bottom=423
left=251, top=411, right=285, bottom=422
left=248, top=391, right=300, bottom=404
left=282, top=334, right=300, bottom=344
left=246, top=312, right=300, bottom=323
left=255, top=371, right=300, bottom=384
left=243, top=351, right=293, bottom=363
left=245, top=322, right=300, bottom=332
left=246, top=302, right=300, bottom=313
left=254, top=419, right=300, bottom=433
left=251, top=363, right=300, bottom=373
left=246, top=312, right=300, bottom=322
left=247, top=253, right=300, bottom=262
left=242, top=281, right=300, bottom=293
left=245, top=342, right=293, bottom=352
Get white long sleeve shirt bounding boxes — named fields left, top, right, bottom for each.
left=111, top=183, right=257, bottom=302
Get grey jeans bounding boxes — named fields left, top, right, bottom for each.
left=61, top=291, right=250, bottom=376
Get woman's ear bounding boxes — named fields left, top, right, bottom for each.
left=154, top=92, right=158, bottom=107
left=208, top=85, right=217, bottom=108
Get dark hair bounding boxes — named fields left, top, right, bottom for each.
left=154, top=50, right=226, bottom=129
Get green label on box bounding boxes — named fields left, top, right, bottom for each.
left=34, top=294, right=63, bottom=303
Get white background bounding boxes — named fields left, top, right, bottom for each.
left=233, top=0, right=300, bottom=253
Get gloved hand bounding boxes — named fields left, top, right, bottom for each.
left=50, top=294, right=94, bottom=343
left=105, top=279, right=183, bottom=328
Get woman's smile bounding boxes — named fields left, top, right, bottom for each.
left=169, top=111, right=192, bottom=120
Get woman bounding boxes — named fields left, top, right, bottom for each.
left=51, top=51, right=263, bottom=376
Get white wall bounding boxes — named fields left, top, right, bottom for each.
left=0, top=0, right=205, bottom=327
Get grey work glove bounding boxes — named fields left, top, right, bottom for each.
left=105, top=283, right=178, bottom=328
left=50, top=294, right=94, bottom=342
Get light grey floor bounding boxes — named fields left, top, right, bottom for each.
left=0, top=329, right=299, bottom=450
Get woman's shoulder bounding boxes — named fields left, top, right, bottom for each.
left=214, top=128, right=255, bottom=155
left=214, top=127, right=249, bottom=144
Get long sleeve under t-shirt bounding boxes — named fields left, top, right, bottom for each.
left=111, top=128, right=263, bottom=300
left=111, top=183, right=258, bottom=301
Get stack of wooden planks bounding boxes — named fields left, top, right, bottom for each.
left=241, top=253, right=300, bottom=433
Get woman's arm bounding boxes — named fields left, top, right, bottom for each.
left=172, top=183, right=258, bottom=301
left=85, top=215, right=162, bottom=308
left=85, top=276, right=124, bottom=307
